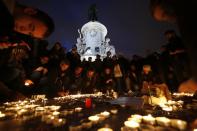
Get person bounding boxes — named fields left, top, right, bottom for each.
left=67, top=45, right=81, bottom=70
left=94, top=54, right=103, bottom=75
left=47, top=59, right=71, bottom=97
left=125, top=64, right=140, bottom=92
left=80, top=67, right=98, bottom=93
left=49, top=42, right=66, bottom=66
left=69, top=64, right=84, bottom=94
left=150, top=0, right=197, bottom=82
left=100, top=67, right=116, bottom=93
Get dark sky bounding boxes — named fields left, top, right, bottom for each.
left=18, top=0, right=177, bottom=58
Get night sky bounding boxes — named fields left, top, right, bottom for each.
left=17, top=0, right=177, bottom=58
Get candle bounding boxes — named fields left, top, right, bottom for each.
left=75, top=107, right=83, bottom=112
left=0, top=111, right=5, bottom=118
left=97, top=127, right=113, bottom=131
left=128, top=117, right=141, bottom=123
left=100, top=111, right=110, bottom=118
left=156, top=117, right=171, bottom=126
left=131, top=114, right=142, bottom=122
left=52, top=111, right=60, bottom=116
left=171, top=119, right=187, bottom=130
left=85, top=98, right=92, bottom=108
left=143, top=114, right=155, bottom=125
left=52, top=118, right=66, bottom=127
left=124, top=120, right=140, bottom=129
left=193, top=129, right=197, bottom=131
left=88, top=115, right=100, bottom=124
left=110, top=109, right=118, bottom=114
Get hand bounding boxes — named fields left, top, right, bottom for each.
left=24, top=79, right=34, bottom=86
left=35, top=66, right=44, bottom=72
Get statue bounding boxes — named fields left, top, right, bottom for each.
left=88, top=4, right=98, bottom=21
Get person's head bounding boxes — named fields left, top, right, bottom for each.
left=54, top=42, right=61, bottom=50
left=160, top=45, right=167, bottom=52
left=106, top=51, right=111, bottom=57
left=86, top=68, right=95, bottom=78
left=143, top=65, right=152, bottom=74
left=60, top=59, right=70, bottom=71
left=88, top=57, right=92, bottom=62
left=74, top=66, right=83, bottom=75
left=96, top=54, right=101, bottom=60
left=40, top=56, right=49, bottom=64
left=164, top=30, right=176, bottom=40
left=130, top=64, right=136, bottom=71
left=150, top=0, right=177, bottom=23
left=71, top=45, right=77, bottom=53
left=14, top=6, right=54, bottom=39
left=104, top=67, right=112, bottom=75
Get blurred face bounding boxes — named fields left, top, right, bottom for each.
left=105, top=68, right=111, bottom=75
left=152, top=6, right=176, bottom=22
left=60, top=63, right=69, bottom=71
left=75, top=67, right=83, bottom=75
left=14, top=16, right=48, bottom=38
left=55, top=43, right=61, bottom=50
left=130, top=65, right=136, bottom=71
left=87, top=70, right=94, bottom=78
left=143, top=66, right=151, bottom=74
left=40, top=56, right=49, bottom=64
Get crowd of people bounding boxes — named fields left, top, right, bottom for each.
left=0, top=30, right=192, bottom=102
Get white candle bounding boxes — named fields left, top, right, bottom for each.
left=97, top=127, right=113, bottom=131
left=124, top=120, right=140, bottom=129
left=171, top=119, right=187, bottom=130
left=128, top=117, right=141, bottom=123
left=100, top=111, right=110, bottom=118
left=88, top=115, right=100, bottom=124
left=0, top=111, right=5, bottom=118
left=110, top=109, right=118, bottom=114
left=156, top=117, right=171, bottom=126
left=52, top=111, right=60, bottom=116
left=75, top=107, right=82, bottom=112
left=143, top=114, right=155, bottom=125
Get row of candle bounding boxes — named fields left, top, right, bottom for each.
left=173, top=92, right=194, bottom=97
left=159, top=100, right=184, bottom=112
left=124, top=114, right=187, bottom=130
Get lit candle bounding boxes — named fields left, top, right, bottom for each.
left=171, top=119, right=187, bottom=130
left=97, top=127, right=113, bottom=131
left=128, top=117, right=141, bottom=123
left=143, top=114, right=155, bottom=125
left=85, top=98, right=92, bottom=108
left=52, top=111, right=60, bottom=116
left=75, top=107, right=82, bottom=112
left=52, top=118, right=66, bottom=127
left=0, top=111, right=5, bottom=118
left=110, top=109, right=118, bottom=114
left=88, top=115, right=100, bottom=124
left=131, top=114, right=142, bottom=122
left=100, top=111, right=110, bottom=118
left=124, top=120, right=140, bottom=129
left=156, top=117, right=171, bottom=126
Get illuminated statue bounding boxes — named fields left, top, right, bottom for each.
left=76, top=5, right=116, bottom=61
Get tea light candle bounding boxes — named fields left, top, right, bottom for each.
left=156, top=117, right=171, bottom=126
left=100, top=111, right=110, bottom=118
left=128, top=117, right=141, bottom=123
left=171, top=119, right=187, bottom=130
left=162, top=106, right=173, bottom=112
left=75, top=107, right=82, bottom=112
left=97, top=127, right=113, bottom=131
left=110, top=109, right=118, bottom=114
left=143, top=114, right=155, bottom=125
left=0, top=111, right=5, bottom=118
left=52, top=118, right=66, bottom=127
left=88, top=115, right=100, bottom=124
left=52, top=111, right=60, bottom=116
left=124, top=120, right=140, bottom=129
left=131, top=114, right=142, bottom=120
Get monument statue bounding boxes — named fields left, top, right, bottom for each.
left=88, top=4, right=98, bottom=21
left=76, top=5, right=116, bottom=61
